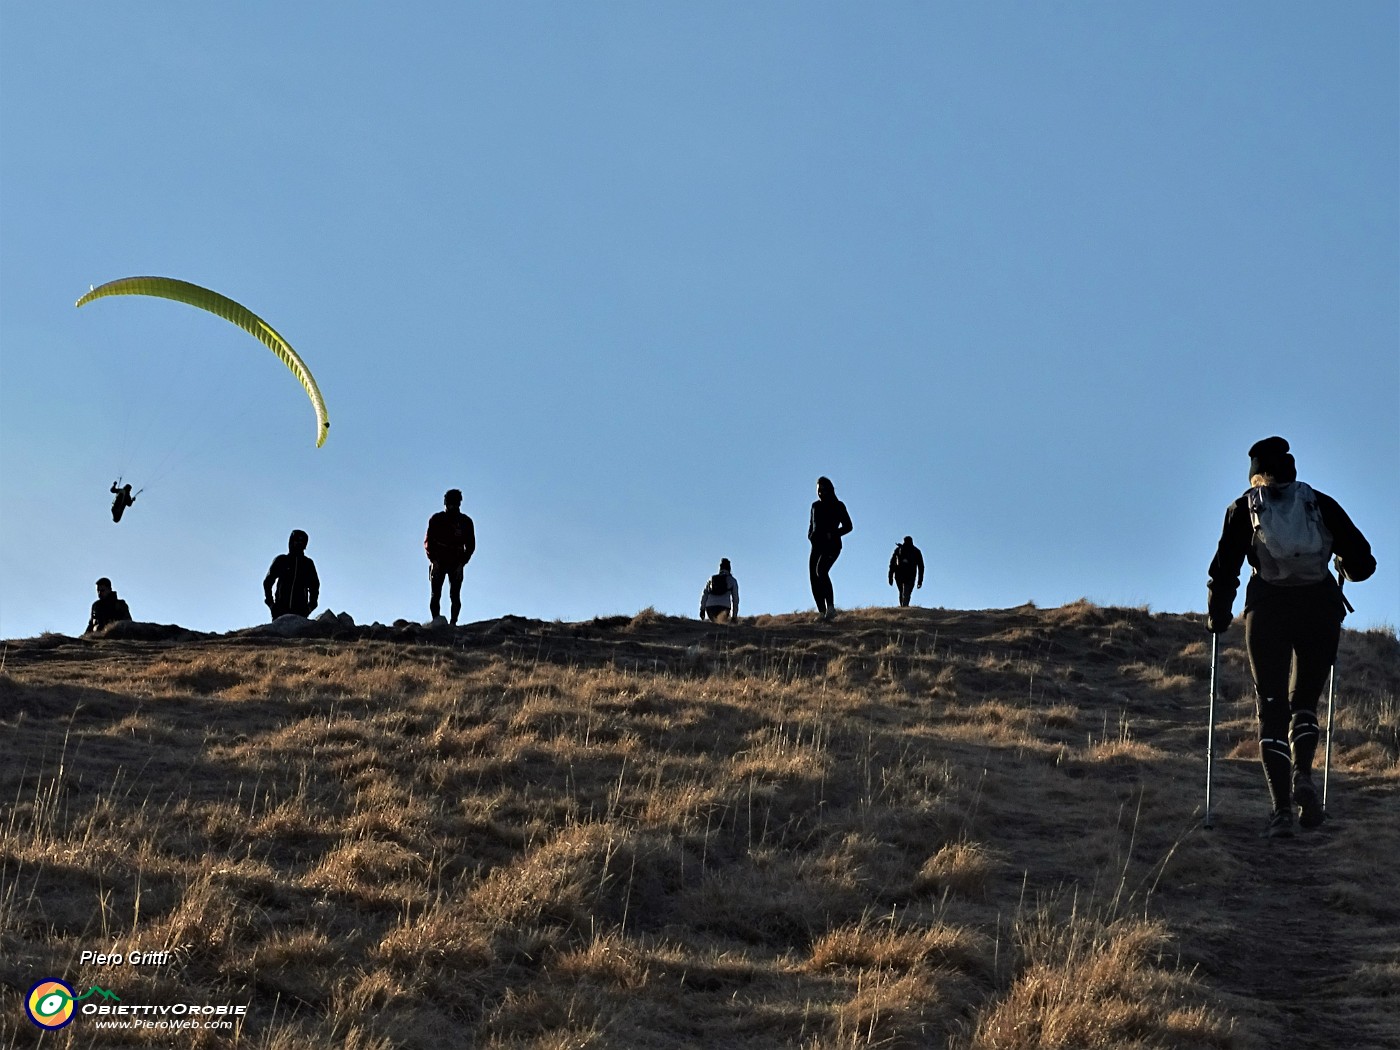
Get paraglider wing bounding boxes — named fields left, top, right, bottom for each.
left=76, top=276, right=330, bottom=447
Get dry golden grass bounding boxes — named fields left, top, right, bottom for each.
left=1, top=604, right=1396, bottom=1049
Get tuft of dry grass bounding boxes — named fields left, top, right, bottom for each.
left=967, top=902, right=1227, bottom=1050
left=913, top=842, right=1005, bottom=900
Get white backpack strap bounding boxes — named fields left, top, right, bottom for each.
left=1247, top=485, right=1267, bottom=531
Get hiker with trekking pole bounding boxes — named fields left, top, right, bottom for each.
left=1204, top=436, right=1375, bottom=838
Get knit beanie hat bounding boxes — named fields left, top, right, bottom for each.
left=1248, top=436, right=1296, bottom=483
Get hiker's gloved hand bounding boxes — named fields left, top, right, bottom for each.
left=1207, top=611, right=1232, bottom=634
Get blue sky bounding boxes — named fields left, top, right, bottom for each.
left=2, top=3, right=1396, bottom=637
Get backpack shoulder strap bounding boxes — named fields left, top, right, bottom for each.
left=1246, top=485, right=1267, bottom=529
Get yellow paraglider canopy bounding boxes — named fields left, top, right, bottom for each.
left=76, top=276, right=329, bottom=447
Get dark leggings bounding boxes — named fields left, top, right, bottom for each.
left=810, top=545, right=840, bottom=614
left=430, top=563, right=465, bottom=623
left=1245, top=600, right=1342, bottom=807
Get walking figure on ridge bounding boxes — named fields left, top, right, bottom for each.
left=808, top=476, right=853, bottom=621
left=888, top=536, right=924, bottom=607
left=699, top=558, right=740, bottom=623
left=1206, top=436, right=1375, bottom=838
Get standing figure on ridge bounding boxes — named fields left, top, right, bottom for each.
left=1207, top=436, right=1375, bottom=838
left=808, top=476, right=853, bottom=622
left=699, top=558, right=740, bottom=622
left=888, top=536, right=924, bottom=607
left=263, top=530, right=320, bottom=620
left=425, top=488, right=475, bottom=626
left=86, top=577, right=132, bottom=633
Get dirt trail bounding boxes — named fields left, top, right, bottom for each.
left=1182, top=770, right=1399, bottom=1050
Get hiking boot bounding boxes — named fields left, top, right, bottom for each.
left=1262, top=808, right=1294, bottom=838
left=1293, top=773, right=1324, bottom=829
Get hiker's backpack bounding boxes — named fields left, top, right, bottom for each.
left=708, top=573, right=731, bottom=596
left=894, top=545, right=918, bottom=571
left=1247, top=482, right=1332, bottom=585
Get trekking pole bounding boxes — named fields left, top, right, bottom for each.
left=1204, top=631, right=1219, bottom=830
left=1322, top=572, right=1350, bottom=815
left=1322, top=662, right=1336, bottom=815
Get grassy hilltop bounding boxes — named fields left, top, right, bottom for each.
left=2, top=603, right=1397, bottom=1050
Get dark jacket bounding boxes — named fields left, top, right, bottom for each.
left=86, top=594, right=131, bottom=633
left=889, top=543, right=924, bottom=584
left=264, top=553, right=320, bottom=618
left=1207, top=484, right=1374, bottom=623
left=808, top=498, right=853, bottom=551
left=110, top=485, right=135, bottom=523
left=425, top=510, right=476, bottom=569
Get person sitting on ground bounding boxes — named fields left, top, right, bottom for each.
left=110, top=482, right=137, bottom=523
left=263, top=529, right=320, bottom=620
left=699, top=558, right=740, bottom=622
left=1207, top=436, right=1375, bottom=838
left=86, top=577, right=132, bottom=634
left=888, top=536, right=925, bottom=607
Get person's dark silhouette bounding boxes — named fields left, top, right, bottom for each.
left=699, top=558, right=740, bottom=622
left=263, top=530, right=320, bottom=619
left=888, top=536, right=925, bottom=607
left=808, top=476, right=853, bottom=621
left=86, top=577, right=132, bottom=633
left=110, top=482, right=137, bottom=523
left=1207, top=436, right=1375, bottom=838
left=425, top=488, right=476, bottom=625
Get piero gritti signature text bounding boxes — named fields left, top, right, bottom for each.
left=80, top=950, right=174, bottom=966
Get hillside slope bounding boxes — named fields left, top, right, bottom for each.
left=2, top=603, right=1397, bottom=1049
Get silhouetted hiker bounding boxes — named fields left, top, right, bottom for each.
left=808, top=476, right=853, bottom=621
left=109, top=481, right=137, bottom=523
left=699, top=558, right=740, bottom=622
left=1207, top=436, right=1375, bottom=838
left=263, top=530, right=320, bottom=619
left=425, top=488, right=475, bottom=625
left=888, top=536, right=924, bottom=607
left=85, top=577, right=132, bottom=633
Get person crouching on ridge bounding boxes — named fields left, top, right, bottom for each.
left=263, top=530, right=320, bottom=620
left=86, top=577, right=132, bottom=634
left=1206, top=436, right=1375, bottom=838
left=700, top=558, right=740, bottom=622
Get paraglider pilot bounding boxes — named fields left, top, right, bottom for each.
left=110, top=481, right=136, bottom=523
